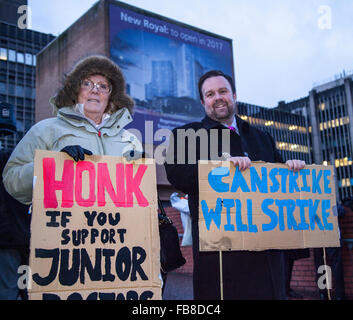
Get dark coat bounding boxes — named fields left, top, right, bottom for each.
left=0, top=150, right=31, bottom=250
left=164, top=115, right=287, bottom=300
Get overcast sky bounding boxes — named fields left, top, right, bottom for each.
left=28, top=0, right=353, bottom=107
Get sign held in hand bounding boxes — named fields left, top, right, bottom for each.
left=29, top=150, right=161, bottom=300
left=198, top=161, right=340, bottom=252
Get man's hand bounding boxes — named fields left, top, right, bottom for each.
left=229, top=156, right=251, bottom=171
left=285, top=159, right=306, bottom=172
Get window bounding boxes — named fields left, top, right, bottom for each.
left=0, top=23, right=8, bottom=36
left=16, top=85, right=24, bottom=97
left=8, top=49, right=16, bottom=62
left=8, top=62, right=16, bottom=72
left=17, top=52, right=24, bottom=64
left=0, top=82, right=5, bottom=94
left=8, top=83, right=15, bottom=96
left=16, top=120, right=25, bottom=132
left=25, top=119, right=33, bottom=131
left=8, top=25, right=16, bottom=37
left=0, top=48, right=6, bottom=61
left=25, top=53, right=32, bottom=65
left=25, top=65, right=33, bottom=74
left=33, top=32, right=40, bottom=44
left=24, top=98, right=32, bottom=107
left=25, top=86, right=32, bottom=98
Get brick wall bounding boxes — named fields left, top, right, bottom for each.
left=337, top=206, right=353, bottom=299
left=283, top=206, right=353, bottom=299
left=36, top=0, right=107, bottom=122
left=342, top=245, right=353, bottom=298
left=291, top=207, right=353, bottom=299
left=166, top=206, right=353, bottom=299
left=290, top=250, right=319, bottom=295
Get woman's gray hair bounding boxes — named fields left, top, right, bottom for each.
left=53, top=55, right=134, bottom=114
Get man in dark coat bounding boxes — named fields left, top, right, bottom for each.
left=164, top=70, right=305, bottom=300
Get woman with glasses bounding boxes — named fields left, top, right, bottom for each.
left=3, top=55, right=142, bottom=205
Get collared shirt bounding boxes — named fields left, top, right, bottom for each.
left=221, top=117, right=240, bottom=135
left=74, top=104, right=111, bottom=130
left=201, top=114, right=248, bottom=133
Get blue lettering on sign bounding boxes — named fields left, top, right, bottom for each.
left=300, top=169, right=311, bottom=192
left=312, top=169, right=323, bottom=194
left=322, top=199, right=333, bottom=230
left=275, top=199, right=286, bottom=231
left=231, top=167, right=250, bottom=192
left=250, top=167, right=268, bottom=193
left=201, top=197, right=334, bottom=233
left=201, top=198, right=222, bottom=230
left=281, top=199, right=298, bottom=230
left=201, top=165, right=336, bottom=235
left=261, top=199, right=278, bottom=232
left=223, top=199, right=235, bottom=231
left=308, top=199, right=324, bottom=230
left=208, top=167, right=230, bottom=192
left=278, top=168, right=289, bottom=193
left=235, top=199, right=247, bottom=232
left=246, top=199, right=258, bottom=233
left=296, top=199, right=310, bottom=230
left=289, top=171, right=300, bottom=193
left=323, top=170, right=332, bottom=194
left=269, top=168, right=280, bottom=192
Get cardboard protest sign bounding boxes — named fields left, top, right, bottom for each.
left=198, top=161, right=340, bottom=251
left=29, top=150, right=161, bottom=300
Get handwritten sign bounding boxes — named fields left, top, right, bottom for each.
left=198, top=161, right=340, bottom=251
left=29, top=150, right=161, bottom=300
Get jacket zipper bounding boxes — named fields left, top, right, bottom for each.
left=97, top=130, right=105, bottom=154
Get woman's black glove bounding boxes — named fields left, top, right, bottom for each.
left=60, top=145, right=93, bottom=162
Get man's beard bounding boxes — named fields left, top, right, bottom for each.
left=211, top=100, right=236, bottom=121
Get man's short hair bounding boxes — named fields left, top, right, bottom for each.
left=198, top=70, right=235, bottom=102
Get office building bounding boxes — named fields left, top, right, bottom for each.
left=277, top=73, right=353, bottom=200
left=0, top=0, right=55, bottom=150
left=238, top=101, right=311, bottom=163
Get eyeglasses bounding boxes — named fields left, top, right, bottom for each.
left=80, top=79, right=112, bottom=95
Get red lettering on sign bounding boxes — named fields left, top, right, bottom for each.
left=125, top=164, right=149, bottom=207
left=43, top=158, right=74, bottom=209
left=75, top=161, right=96, bottom=207
left=42, top=158, right=149, bottom=208
left=97, top=163, right=126, bottom=207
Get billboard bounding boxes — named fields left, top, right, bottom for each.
left=109, top=2, right=234, bottom=142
